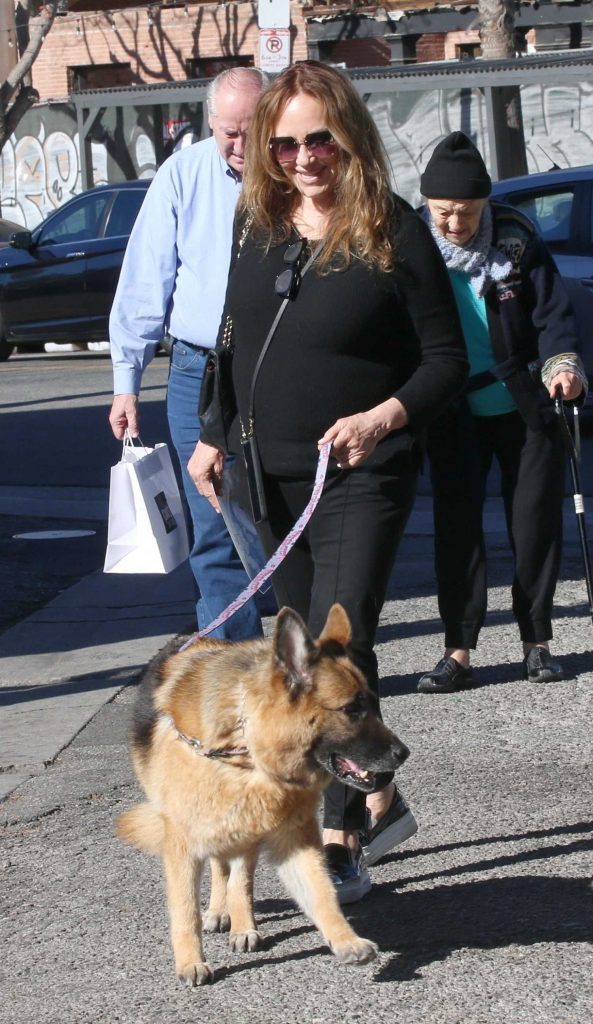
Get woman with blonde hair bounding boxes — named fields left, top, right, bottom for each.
left=190, top=61, right=468, bottom=902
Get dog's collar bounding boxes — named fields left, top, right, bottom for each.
left=160, top=712, right=251, bottom=765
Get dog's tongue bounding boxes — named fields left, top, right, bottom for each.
left=337, top=756, right=370, bottom=778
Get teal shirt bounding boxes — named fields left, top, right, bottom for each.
left=449, top=269, right=516, bottom=417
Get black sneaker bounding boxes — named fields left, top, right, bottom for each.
left=360, top=790, right=418, bottom=867
left=523, top=647, right=564, bottom=683
left=324, top=844, right=371, bottom=905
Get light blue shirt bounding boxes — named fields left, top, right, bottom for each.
left=449, top=270, right=517, bottom=417
left=109, top=136, right=242, bottom=394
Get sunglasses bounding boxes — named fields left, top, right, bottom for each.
left=269, top=130, right=336, bottom=164
left=275, top=239, right=306, bottom=299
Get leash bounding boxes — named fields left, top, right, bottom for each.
left=179, top=442, right=332, bottom=651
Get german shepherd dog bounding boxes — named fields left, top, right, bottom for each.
left=117, top=604, right=410, bottom=986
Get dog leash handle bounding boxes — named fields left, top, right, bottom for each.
left=180, top=443, right=332, bottom=650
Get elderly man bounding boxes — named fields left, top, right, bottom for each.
left=417, top=131, right=587, bottom=691
left=108, top=67, right=267, bottom=638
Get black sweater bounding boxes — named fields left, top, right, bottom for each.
left=226, top=198, right=469, bottom=476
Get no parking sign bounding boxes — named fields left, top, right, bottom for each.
left=259, top=28, right=290, bottom=72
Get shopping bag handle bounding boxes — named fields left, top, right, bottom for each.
left=123, top=427, right=147, bottom=451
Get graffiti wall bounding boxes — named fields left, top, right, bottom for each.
left=367, top=79, right=593, bottom=207
left=2, top=79, right=593, bottom=229
left=0, top=100, right=206, bottom=229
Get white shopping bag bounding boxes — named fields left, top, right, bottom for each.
left=104, top=434, right=189, bottom=574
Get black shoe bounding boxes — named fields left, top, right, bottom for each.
left=360, top=790, right=418, bottom=867
left=417, top=656, right=474, bottom=694
left=523, top=647, right=564, bottom=683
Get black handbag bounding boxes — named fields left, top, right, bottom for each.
left=198, top=314, right=236, bottom=452
left=198, top=218, right=252, bottom=451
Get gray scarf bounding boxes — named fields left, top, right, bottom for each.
left=424, top=204, right=512, bottom=298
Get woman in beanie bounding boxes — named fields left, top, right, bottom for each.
left=417, top=131, right=587, bottom=692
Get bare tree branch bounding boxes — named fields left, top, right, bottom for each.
left=0, top=0, right=57, bottom=152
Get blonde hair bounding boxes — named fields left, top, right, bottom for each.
left=239, top=61, right=396, bottom=272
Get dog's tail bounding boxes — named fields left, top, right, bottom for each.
left=116, top=803, right=164, bottom=855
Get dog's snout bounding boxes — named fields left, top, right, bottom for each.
left=391, top=737, right=410, bottom=768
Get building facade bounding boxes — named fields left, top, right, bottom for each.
left=29, top=0, right=593, bottom=102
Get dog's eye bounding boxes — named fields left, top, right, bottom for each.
left=341, top=695, right=366, bottom=718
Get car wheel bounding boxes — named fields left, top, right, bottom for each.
left=0, top=335, right=14, bottom=361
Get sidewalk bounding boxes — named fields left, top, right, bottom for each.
left=1, top=497, right=592, bottom=1024
left=1, top=495, right=591, bottom=801
left=0, top=481, right=196, bottom=799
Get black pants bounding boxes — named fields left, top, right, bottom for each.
left=256, top=453, right=417, bottom=831
left=427, top=406, right=565, bottom=650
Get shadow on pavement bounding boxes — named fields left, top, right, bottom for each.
left=0, top=665, right=143, bottom=706
left=372, top=873, right=593, bottom=982
left=377, top=604, right=593, bottom=646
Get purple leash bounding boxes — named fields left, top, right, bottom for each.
left=179, top=442, right=332, bottom=651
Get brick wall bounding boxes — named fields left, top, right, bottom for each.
left=415, top=33, right=446, bottom=63
left=32, top=0, right=308, bottom=100
left=321, top=37, right=391, bottom=68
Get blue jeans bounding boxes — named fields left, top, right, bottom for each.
left=166, top=339, right=262, bottom=639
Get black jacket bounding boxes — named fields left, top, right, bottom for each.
left=222, top=198, right=469, bottom=476
left=484, top=201, right=581, bottom=428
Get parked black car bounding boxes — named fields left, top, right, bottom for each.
left=491, top=165, right=593, bottom=410
left=0, top=180, right=150, bottom=360
left=0, top=216, right=26, bottom=245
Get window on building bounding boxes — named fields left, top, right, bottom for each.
left=186, top=56, right=253, bottom=79
left=69, top=64, right=134, bottom=92
left=316, top=38, right=395, bottom=68
left=455, top=43, right=482, bottom=60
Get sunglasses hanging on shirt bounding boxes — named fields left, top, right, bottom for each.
left=274, top=238, right=306, bottom=300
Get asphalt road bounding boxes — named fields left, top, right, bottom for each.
left=1, top=348, right=593, bottom=1023
left=0, top=349, right=171, bottom=634
left=2, top=509, right=593, bottom=1024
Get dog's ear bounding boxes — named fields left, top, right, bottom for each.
left=318, top=603, right=352, bottom=648
left=274, top=607, right=316, bottom=697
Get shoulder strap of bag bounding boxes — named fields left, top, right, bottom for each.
left=243, top=239, right=325, bottom=440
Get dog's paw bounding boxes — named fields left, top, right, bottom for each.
left=228, top=929, right=262, bottom=953
left=331, top=937, right=378, bottom=965
left=203, top=910, right=231, bottom=933
left=177, top=961, right=214, bottom=987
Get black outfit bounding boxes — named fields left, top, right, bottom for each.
left=220, top=198, right=468, bottom=829
left=423, top=202, right=580, bottom=649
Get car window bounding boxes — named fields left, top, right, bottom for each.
left=103, top=189, right=147, bottom=239
left=505, top=188, right=574, bottom=243
left=37, top=193, right=111, bottom=246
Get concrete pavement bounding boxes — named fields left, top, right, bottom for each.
left=0, top=483, right=195, bottom=799
left=1, top=494, right=592, bottom=1023
left=0, top=489, right=559, bottom=801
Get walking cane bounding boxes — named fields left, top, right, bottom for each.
left=554, top=391, right=593, bottom=626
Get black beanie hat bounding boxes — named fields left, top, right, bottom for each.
left=420, top=131, right=491, bottom=200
